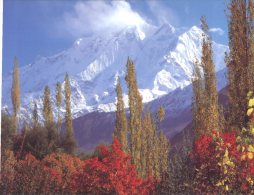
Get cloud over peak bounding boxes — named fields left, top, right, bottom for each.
left=61, top=1, right=149, bottom=37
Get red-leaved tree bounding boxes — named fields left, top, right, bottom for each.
left=71, top=139, right=155, bottom=195
left=191, top=131, right=254, bottom=194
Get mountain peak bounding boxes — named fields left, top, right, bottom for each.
left=116, top=25, right=146, bottom=41
left=188, top=25, right=203, bottom=35
left=2, top=23, right=228, bottom=121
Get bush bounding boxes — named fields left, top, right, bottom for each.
left=72, top=139, right=155, bottom=195
left=191, top=131, right=254, bottom=194
left=0, top=139, right=155, bottom=194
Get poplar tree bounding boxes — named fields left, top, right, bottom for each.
left=32, top=101, right=39, bottom=129
left=63, top=73, right=76, bottom=154
left=200, top=16, right=220, bottom=133
left=153, top=133, right=160, bottom=178
left=157, top=106, right=165, bottom=122
left=248, top=0, right=254, bottom=90
left=113, top=77, right=129, bottom=153
left=11, top=57, right=20, bottom=131
left=141, top=108, right=150, bottom=178
left=43, top=85, right=53, bottom=128
left=192, top=60, right=205, bottom=137
left=125, top=58, right=143, bottom=175
left=192, top=17, right=220, bottom=137
left=227, top=0, right=254, bottom=130
left=56, top=81, right=62, bottom=132
left=156, top=106, right=169, bottom=176
left=159, top=131, right=170, bottom=177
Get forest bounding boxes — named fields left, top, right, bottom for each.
left=2, top=0, right=254, bottom=194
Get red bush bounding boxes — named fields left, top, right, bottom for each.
left=72, top=139, right=155, bottom=195
left=42, top=152, right=84, bottom=193
left=1, top=139, right=155, bottom=194
left=192, top=131, right=254, bottom=193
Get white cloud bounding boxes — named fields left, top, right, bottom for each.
left=209, top=28, right=224, bottom=36
left=147, top=1, right=179, bottom=26
left=59, top=1, right=149, bottom=37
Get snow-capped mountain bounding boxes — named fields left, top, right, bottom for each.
left=2, top=23, right=228, bottom=121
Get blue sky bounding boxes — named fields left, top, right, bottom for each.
left=3, top=0, right=228, bottom=76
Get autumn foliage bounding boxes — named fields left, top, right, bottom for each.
left=72, top=139, right=155, bottom=194
left=1, top=138, right=155, bottom=194
left=191, top=131, right=254, bottom=194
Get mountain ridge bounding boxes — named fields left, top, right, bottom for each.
left=2, top=23, right=228, bottom=124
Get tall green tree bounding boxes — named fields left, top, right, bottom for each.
left=158, top=131, right=170, bottom=177
left=141, top=108, right=149, bottom=178
left=32, top=101, right=39, bottom=129
left=125, top=58, right=143, bottom=175
left=43, top=85, right=53, bottom=128
left=1, top=112, right=16, bottom=151
left=142, top=108, right=160, bottom=178
left=157, top=106, right=165, bottom=123
left=156, top=106, right=169, bottom=177
left=192, top=59, right=205, bottom=137
left=227, top=0, right=254, bottom=130
left=248, top=0, right=254, bottom=90
left=56, top=81, right=62, bottom=132
left=11, top=57, right=20, bottom=131
left=200, top=16, right=220, bottom=133
left=63, top=73, right=76, bottom=154
left=192, top=17, right=220, bottom=137
left=113, top=77, right=129, bottom=153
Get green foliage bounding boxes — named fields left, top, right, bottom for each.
left=32, top=101, right=39, bottom=128
left=125, top=58, right=143, bottom=175
left=227, top=0, right=254, bottom=130
left=63, top=73, right=76, bottom=154
left=1, top=112, right=16, bottom=151
left=156, top=106, right=165, bottom=122
left=113, top=76, right=129, bottom=153
left=43, top=85, right=53, bottom=128
left=13, top=122, right=60, bottom=160
left=156, top=134, right=194, bottom=194
left=56, top=81, right=62, bottom=132
left=11, top=57, right=20, bottom=130
left=192, top=17, right=220, bottom=138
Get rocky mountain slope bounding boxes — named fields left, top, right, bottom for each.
left=2, top=23, right=228, bottom=151
left=2, top=23, right=227, bottom=121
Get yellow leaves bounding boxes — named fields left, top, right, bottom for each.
left=241, top=145, right=254, bottom=160
left=247, top=152, right=253, bottom=160
left=249, top=98, right=254, bottom=107
left=247, top=108, right=254, bottom=116
left=216, top=181, right=229, bottom=191
left=224, top=148, right=228, bottom=158
left=222, top=148, right=235, bottom=167
left=224, top=160, right=234, bottom=167
left=216, top=180, right=224, bottom=186
left=248, top=145, right=254, bottom=152
left=242, top=146, right=246, bottom=152
left=251, top=127, right=254, bottom=135
left=241, top=152, right=253, bottom=160
left=247, top=98, right=254, bottom=116
left=247, top=91, right=253, bottom=98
